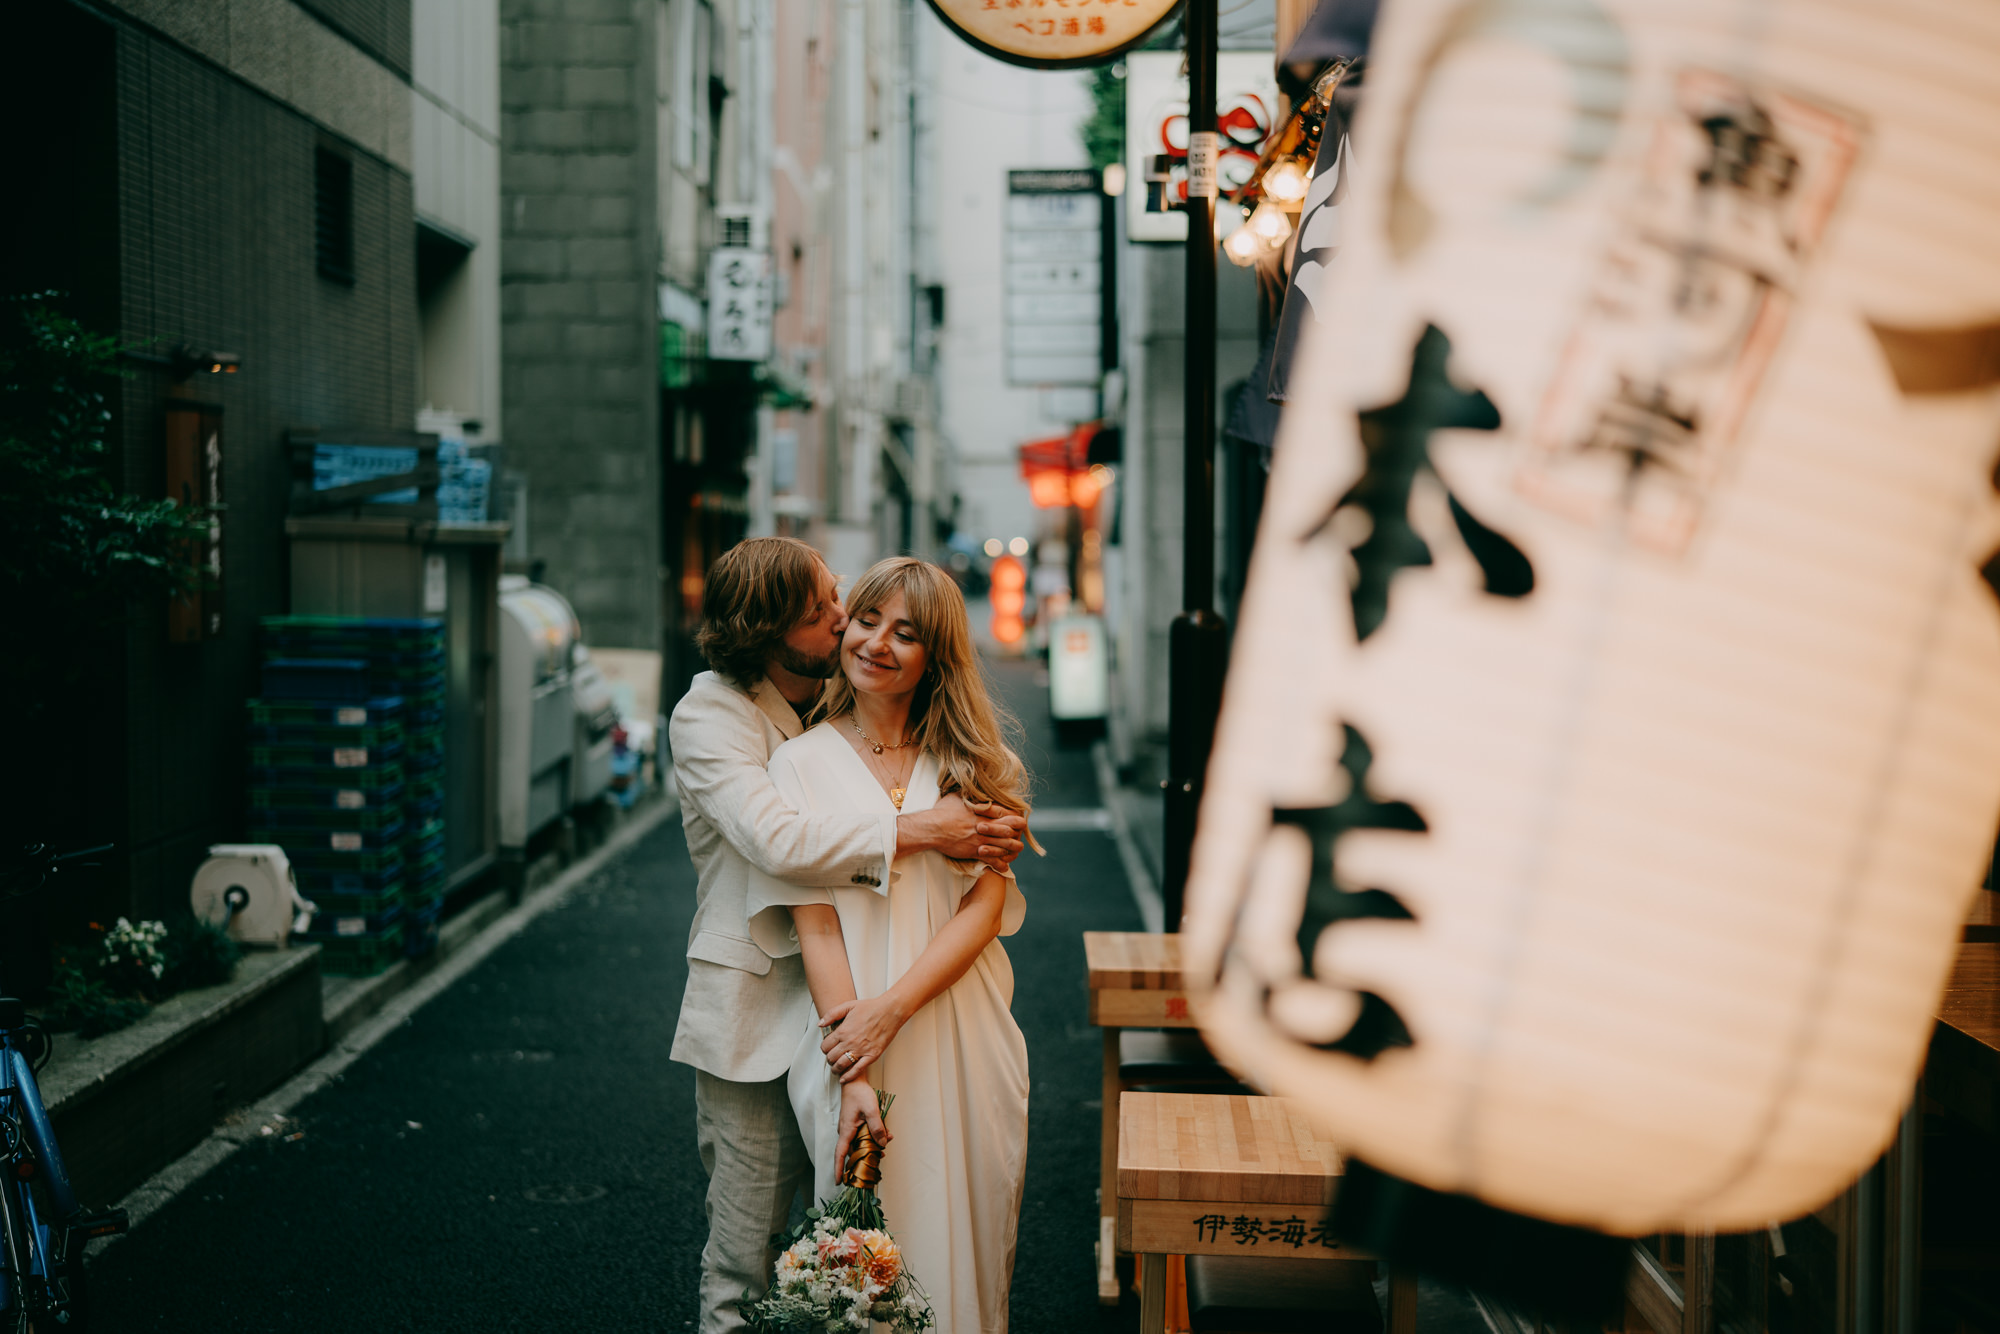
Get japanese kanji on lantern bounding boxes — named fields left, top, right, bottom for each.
left=1182, top=0, right=2000, bottom=1237
left=924, top=0, right=1177, bottom=69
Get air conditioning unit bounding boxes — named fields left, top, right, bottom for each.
left=891, top=376, right=930, bottom=420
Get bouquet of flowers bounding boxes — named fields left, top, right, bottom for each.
left=742, top=1091, right=934, bottom=1333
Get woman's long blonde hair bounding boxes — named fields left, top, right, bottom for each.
left=816, top=557, right=1041, bottom=846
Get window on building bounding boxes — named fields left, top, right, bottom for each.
left=315, top=148, right=355, bottom=285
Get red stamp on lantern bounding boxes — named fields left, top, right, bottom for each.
left=1518, top=69, right=1862, bottom=553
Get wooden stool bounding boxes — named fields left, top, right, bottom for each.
left=1185, top=1255, right=1382, bottom=1333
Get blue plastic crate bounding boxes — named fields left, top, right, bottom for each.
left=300, top=883, right=402, bottom=916
left=251, top=720, right=405, bottom=748
left=251, top=781, right=406, bottom=813
left=250, top=738, right=405, bottom=770
left=248, top=697, right=404, bottom=728
left=251, top=762, right=406, bottom=793
left=249, top=818, right=406, bottom=854
left=299, top=901, right=403, bottom=940
left=261, top=659, right=372, bottom=700
left=294, top=859, right=406, bottom=896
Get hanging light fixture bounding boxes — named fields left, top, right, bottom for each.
left=1222, top=206, right=1263, bottom=266
left=1246, top=200, right=1293, bottom=247
left=1261, top=157, right=1310, bottom=207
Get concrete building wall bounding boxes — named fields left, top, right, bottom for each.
left=499, top=0, right=662, bottom=651
left=413, top=0, right=503, bottom=434
left=768, top=0, right=837, bottom=543
left=0, top=0, right=420, bottom=926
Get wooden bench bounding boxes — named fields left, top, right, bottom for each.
left=1117, top=1091, right=1415, bottom=1334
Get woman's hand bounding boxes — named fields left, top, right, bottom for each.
left=820, top=994, right=908, bottom=1084
left=835, top=1078, right=891, bottom=1172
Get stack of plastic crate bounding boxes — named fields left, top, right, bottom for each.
left=247, top=655, right=407, bottom=975
left=394, top=627, right=449, bottom=958
left=258, top=616, right=449, bottom=964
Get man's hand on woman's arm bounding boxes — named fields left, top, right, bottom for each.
left=895, top=793, right=1028, bottom=873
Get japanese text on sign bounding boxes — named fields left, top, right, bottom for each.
left=1190, top=1214, right=1343, bottom=1250
left=706, top=248, right=772, bottom=362
left=929, top=0, right=1175, bottom=69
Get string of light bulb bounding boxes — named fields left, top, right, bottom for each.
left=1218, top=59, right=1357, bottom=268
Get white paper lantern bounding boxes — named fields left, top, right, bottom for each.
left=1184, top=0, right=2000, bottom=1236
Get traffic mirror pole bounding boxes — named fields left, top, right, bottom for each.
left=1163, top=0, right=1226, bottom=931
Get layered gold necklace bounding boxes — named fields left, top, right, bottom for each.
left=851, top=715, right=917, bottom=810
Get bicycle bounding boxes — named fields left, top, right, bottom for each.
left=0, top=844, right=130, bottom=1331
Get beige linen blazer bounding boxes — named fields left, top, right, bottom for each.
left=667, top=670, right=898, bottom=1082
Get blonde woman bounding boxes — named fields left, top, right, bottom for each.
left=746, top=557, right=1036, bottom=1333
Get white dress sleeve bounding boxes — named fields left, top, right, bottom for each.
left=745, top=746, right=841, bottom=958
left=956, top=864, right=1027, bottom=938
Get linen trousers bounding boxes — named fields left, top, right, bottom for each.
left=695, top=1068, right=814, bottom=1334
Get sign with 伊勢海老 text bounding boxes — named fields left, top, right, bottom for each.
left=706, top=248, right=771, bottom=362
left=1006, top=169, right=1100, bottom=388
left=923, top=0, right=1176, bottom=70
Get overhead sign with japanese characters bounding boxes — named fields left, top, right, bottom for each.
left=924, top=0, right=1176, bottom=70
left=705, top=247, right=771, bottom=362
left=1005, top=169, right=1100, bottom=388
left=1125, top=51, right=1277, bottom=243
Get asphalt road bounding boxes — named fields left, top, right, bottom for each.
left=89, top=657, right=1150, bottom=1331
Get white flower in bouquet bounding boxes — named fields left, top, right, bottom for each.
left=741, top=1090, right=935, bottom=1333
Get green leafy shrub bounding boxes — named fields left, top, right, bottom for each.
left=160, top=912, right=241, bottom=992
left=42, top=961, right=151, bottom=1039
left=37, top=914, right=240, bottom=1039
left=0, top=296, right=217, bottom=633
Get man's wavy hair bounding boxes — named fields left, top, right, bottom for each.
left=694, top=536, right=825, bottom=687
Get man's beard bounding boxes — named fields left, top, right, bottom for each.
left=773, top=642, right=840, bottom=680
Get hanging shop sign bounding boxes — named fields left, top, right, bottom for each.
left=1124, top=51, right=1277, bottom=243
left=1006, top=169, right=1101, bottom=388
left=1182, top=0, right=2000, bottom=1236
left=706, top=248, right=772, bottom=362
left=924, top=0, right=1176, bottom=70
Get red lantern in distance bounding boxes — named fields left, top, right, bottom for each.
left=989, top=556, right=1027, bottom=645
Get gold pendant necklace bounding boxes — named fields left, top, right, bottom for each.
left=851, top=715, right=916, bottom=756
left=852, top=715, right=913, bottom=808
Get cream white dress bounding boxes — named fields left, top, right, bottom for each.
left=745, top=722, right=1030, bottom=1334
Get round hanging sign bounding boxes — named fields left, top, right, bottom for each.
left=925, top=0, right=1179, bottom=70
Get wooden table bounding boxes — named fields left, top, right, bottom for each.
left=1965, top=890, right=2000, bottom=944
left=1087, top=931, right=1193, bottom=1302
left=1117, top=1092, right=1414, bottom=1334
left=1929, top=939, right=2000, bottom=1137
